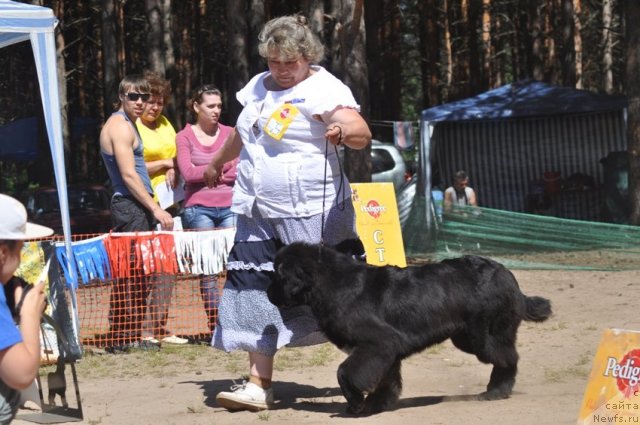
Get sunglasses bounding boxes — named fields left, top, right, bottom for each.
left=125, top=92, right=151, bottom=102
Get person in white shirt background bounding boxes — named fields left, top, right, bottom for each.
left=444, top=170, right=478, bottom=212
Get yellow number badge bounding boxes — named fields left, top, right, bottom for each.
left=263, top=104, right=299, bottom=140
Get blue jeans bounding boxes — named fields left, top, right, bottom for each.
left=182, top=205, right=236, bottom=230
left=182, top=205, right=236, bottom=331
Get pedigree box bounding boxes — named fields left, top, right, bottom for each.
left=577, top=328, right=640, bottom=424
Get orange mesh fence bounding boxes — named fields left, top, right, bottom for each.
left=76, top=272, right=225, bottom=347
left=24, top=228, right=235, bottom=351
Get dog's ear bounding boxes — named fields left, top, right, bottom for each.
left=277, top=259, right=314, bottom=303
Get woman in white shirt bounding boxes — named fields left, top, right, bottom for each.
left=203, top=15, right=371, bottom=412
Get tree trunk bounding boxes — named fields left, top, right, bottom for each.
left=627, top=1, right=640, bottom=225
left=544, top=0, right=557, bottom=82
left=383, top=0, right=402, bottom=120
left=226, top=1, right=250, bottom=122
left=468, top=0, right=481, bottom=93
left=602, top=0, right=613, bottom=93
left=330, top=0, right=370, bottom=183
left=100, top=0, right=118, bottom=116
left=248, top=1, right=266, bottom=78
left=302, top=0, right=324, bottom=36
left=481, top=0, right=491, bottom=87
left=573, top=0, right=583, bottom=88
left=145, top=0, right=165, bottom=75
left=458, top=0, right=471, bottom=96
left=418, top=0, right=440, bottom=107
left=52, top=0, right=69, bottom=154
left=530, top=1, right=544, bottom=81
left=364, top=0, right=383, bottom=121
left=442, top=0, right=452, bottom=100
left=562, top=0, right=576, bottom=86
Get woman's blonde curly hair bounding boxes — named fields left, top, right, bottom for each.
left=258, top=15, right=325, bottom=63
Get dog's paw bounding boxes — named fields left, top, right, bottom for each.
left=477, top=390, right=511, bottom=401
left=345, top=401, right=367, bottom=416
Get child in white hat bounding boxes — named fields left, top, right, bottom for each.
left=0, top=193, right=53, bottom=424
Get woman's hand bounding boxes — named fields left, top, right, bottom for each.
left=165, top=167, right=177, bottom=189
left=324, top=108, right=372, bottom=150
left=16, top=280, right=46, bottom=321
left=325, top=125, right=343, bottom=147
left=204, top=162, right=222, bottom=188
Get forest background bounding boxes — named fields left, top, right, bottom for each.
left=3, top=0, right=640, bottom=222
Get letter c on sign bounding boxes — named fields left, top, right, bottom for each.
left=373, top=230, right=384, bottom=244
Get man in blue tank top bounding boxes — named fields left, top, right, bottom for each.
left=99, top=74, right=174, bottom=352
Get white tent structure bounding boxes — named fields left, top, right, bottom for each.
left=0, top=0, right=79, bottom=343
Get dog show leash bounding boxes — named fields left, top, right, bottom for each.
left=319, top=125, right=346, bottom=260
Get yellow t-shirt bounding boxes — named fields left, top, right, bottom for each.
left=136, top=115, right=177, bottom=202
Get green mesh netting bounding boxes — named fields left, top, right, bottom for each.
left=402, top=198, right=640, bottom=270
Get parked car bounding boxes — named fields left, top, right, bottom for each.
left=20, top=184, right=112, bottom=235
left=370, top=139, right=407, bottom=192
left=338, top=139, right=408, bottom=192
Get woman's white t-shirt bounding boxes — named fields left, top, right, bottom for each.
left=233, top=66, right=360, bottom=218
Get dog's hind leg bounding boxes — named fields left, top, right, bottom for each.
left=476, top=335, right=519, bottom=400
left=337, top=348, right=395, bottom=415
left=362, top=359, right=402, bottom=414
left=479, top=363, right=517, bottom=400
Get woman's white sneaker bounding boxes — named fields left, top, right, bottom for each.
left=216, top=381, right=274, bottom=411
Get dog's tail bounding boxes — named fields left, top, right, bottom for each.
left=523, top=296, right=552, bottom=322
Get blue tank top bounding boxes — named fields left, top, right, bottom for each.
left=101, top=111, right=153, bottom=197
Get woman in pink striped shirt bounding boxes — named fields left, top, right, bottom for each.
left=176, top=84, right=238, bottom=332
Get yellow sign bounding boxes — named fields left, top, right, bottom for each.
left=351, top=182, right=406, bottom=267
left=577, top=328, right=640, bottom=424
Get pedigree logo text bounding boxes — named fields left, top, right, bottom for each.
left=360, top=200, right=386, bottom=219
left=603, top=349, right=640, bottom=398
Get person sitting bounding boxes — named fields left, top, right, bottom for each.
left=443, top=170, right=477, bottom=212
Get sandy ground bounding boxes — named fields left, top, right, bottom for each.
left=13, top=267, right=640, bottom=425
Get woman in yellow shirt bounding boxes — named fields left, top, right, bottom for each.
left=136, top=71, right=187, bottom=346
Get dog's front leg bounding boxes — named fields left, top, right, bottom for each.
left=337, top=360, right=366, bottom=414
left=337, top=347, right=396, bottom=415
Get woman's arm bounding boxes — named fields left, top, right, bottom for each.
left=0, top=281, right=46, bottom=389
left=322, top=107, right=372, bottom=150
left=145, top=158, right=174, bottom=176
left=176, top=130, right=208, bottom=184
left=204, top=129, right=243, bottom=187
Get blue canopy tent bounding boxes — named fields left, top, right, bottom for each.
left=403, top=80, right=628, bottom=253
left=0, top=0, right=80, bottom=348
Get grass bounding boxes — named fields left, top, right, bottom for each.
left=275, top=345, right=338, bottom=371
left=544, top=365, right=588, bottom=383
left=68, top=342, right=341, bottom=381
left=543, top=354, right=592, bottom=383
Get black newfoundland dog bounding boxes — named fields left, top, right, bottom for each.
left=267, top=242, right=552, bottom=415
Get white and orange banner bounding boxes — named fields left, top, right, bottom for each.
left=577, top=328, right=640, bottom=424
left=351, top=182, right=406, bottom=267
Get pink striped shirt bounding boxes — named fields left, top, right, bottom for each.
left=175, top=123, right=237, bottom=208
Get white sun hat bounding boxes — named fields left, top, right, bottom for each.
left=0, top=193, right=54, bottom=240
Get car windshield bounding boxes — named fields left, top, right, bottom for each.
left=32, top=188, right=109, bottom=213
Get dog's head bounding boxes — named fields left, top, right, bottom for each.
left=267, top=242, right=320, bottom=308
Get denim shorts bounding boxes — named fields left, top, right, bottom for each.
left=182, top=205, right=236, bottom=230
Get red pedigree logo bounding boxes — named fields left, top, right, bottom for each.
left=280, top=108, right=290, bottom=119
left=603, top=349, right=640, bottom=398
left=361, top=200, right=386, bottom=219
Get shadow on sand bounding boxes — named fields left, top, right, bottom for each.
left=181, top=377, right=489, bottom=417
